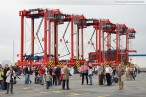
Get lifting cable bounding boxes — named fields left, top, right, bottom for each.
left=24, top=18, right=32, bottom=54
left=119, top=36, right=125, bottom=49
left=26, top=43, right=31, bottom=55
left=82, top=28, right=95, bottom=59
left=24, top=18, right=44, bottom=55
left=34, top=38, right=43, bottom=55
left=35, top=18, right=44, bottom=53
left=24, top=20, right=31, bottom=42
left=112, top=37, right=124, bottom=50
left=104, top=34, right=115, bottom=50
left=58, top=24, right=67, bottom=53
left=84, top=30, right=94, bottom=52
left=59, top=22, right=71, bottom=58
left=89, top=28, right=96, bottom=51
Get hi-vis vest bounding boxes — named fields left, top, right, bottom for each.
left=81, top=65, right=88, bottom=73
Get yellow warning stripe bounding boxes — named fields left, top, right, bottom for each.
left=49, top=62, right=54, bottom=68
left=104, top=62, right=108, bottom=66
left=76, top=61, right=80, bottom=71
left=58, top=62, right=63, bottom=66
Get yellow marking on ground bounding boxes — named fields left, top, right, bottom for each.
left=98, top=96, right=105, bottom=97
left=53, top=91, right=62, bottom=93
left=40, top=92, right=49, bottom=94
left=33, top=89, right=41, bottom=91
left=22, top=88, right=29, bottom=90
left=67, top=93, right=82, bottom=96
left=84, top=93, right=90, bottom=94
left=136, top=87, right=145, bottom=90
left=27, top=91, right=33, bottom=92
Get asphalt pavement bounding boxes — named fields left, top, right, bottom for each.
left=0, top=73, right=146, bottom=97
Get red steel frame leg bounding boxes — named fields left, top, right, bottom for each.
left=71, top=16, right=74, bottom=62
left=98, top=20, right=101, bottom=65
left=102, top=30, right=105, bottom=63
left=126, top=30, right=129, bottom=63
left=116, top=24, right=119, bottom=64
left=48, top=20, right=51, bottom=61
left=96, top=27, right=99, bottom=63
left=44, top=11, right=47, bottom=62
left=31, top=18, right=34, bottom=56
left=77, top=26, right=80, bottom=60
left=81, top=26, right=84, bottom=60
left=54, top=21, right=58, bottom=66
left=20, top=13, right=24, bottom=62
left=107, top=33, right=111, bottom=50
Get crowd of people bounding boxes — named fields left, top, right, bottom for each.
left=24, top=63, right=72, bottom=90
left=79, top=62, right=140, bottom=90
left=96, top=64, right=139, bottom=90
left=0, top=64, right=16, bottom=94
left=0, top=62, right=140, bottom=95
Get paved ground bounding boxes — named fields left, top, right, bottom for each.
left=0, top=73, right=146, bottom=97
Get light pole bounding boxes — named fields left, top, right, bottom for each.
left=12, top=40, right=15, bottom=66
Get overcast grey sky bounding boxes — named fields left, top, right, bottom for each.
left=0, top=0, right=146, bottom=63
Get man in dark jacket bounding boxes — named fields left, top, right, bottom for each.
left=56, top=65, right=61, bottom=85
left=24, top=66, right=32, bottom=84
left=3, top=64, right=9, bottom=90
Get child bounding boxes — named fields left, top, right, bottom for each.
left=45, top=71, right=52, bottom=89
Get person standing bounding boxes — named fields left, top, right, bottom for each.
left=62, top=64, right=70, bottom=90
left=52, top=67, right=57, bottom=85
left=80, top=63, right=88, bottom=85
left=48, top=66, right=53, bottom=87
left=34, top=67, right=39, bottom=84
left=98, top=65, right=105, bottom=85
left=111, top=66, right=116, bottom=83
left=88, top=63, right=94, bottom=85
left=24, top=66, right=32, bottom=84
left=0, top=67, right=4, bottom=90
left=105, top=65, right=113, bottom=86
left=56, top=65, right=61, bottom=85
left=116, top=65, right=125, bottom=90
left=125, top=66, right=130, bottom=80
left=45, top=71, right=52, bottom=89
left=6, top=66, right=16, bottom=94
left=44, top=66, right=48, bottom=81
left=3, top=64, right=9, bottom=90
left=129, top=66, right=135, bottom=80
left=39, top=65, right=45, bottom=85
left=60, top=66, right=64, bottom=84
